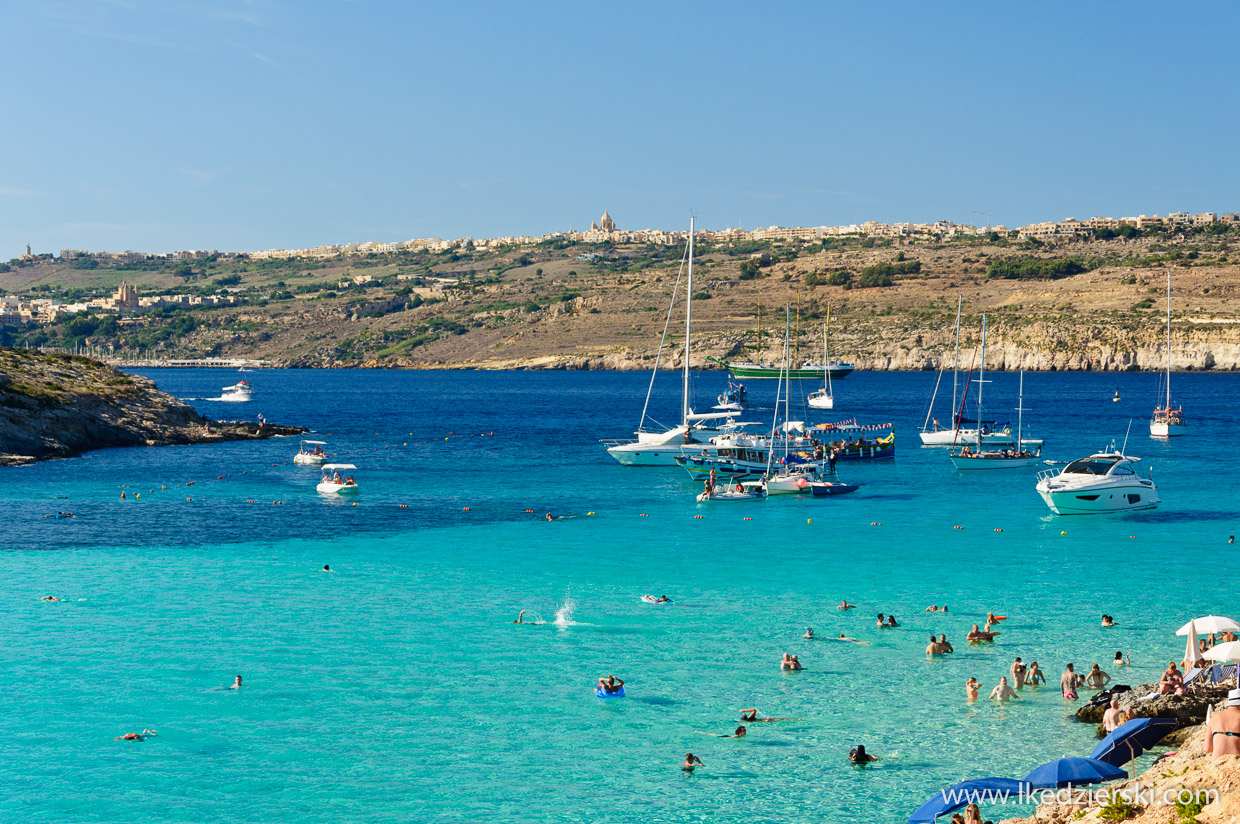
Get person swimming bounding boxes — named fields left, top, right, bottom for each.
left=849, top=744, right=878, bottom=763
left=231, top=675, right=243, bottom=690
left=803, top=627, right=814, bottom=639
left=40, top=596, right=61, bottom=602
left=598, top=675, right=625, bottom=694
left=835, top=633, right=868, bottom=644
left=838, top=600, right=855, bottom=610
left=739, top=709, right=802, bottom=722
left=696, top=725, right=747, bottom=738
left=545, top=512, right=554, bottom=521
left=682, top=753, right=704, bottom=772
left=512, top=610, right=529, bottom=624
left=322, top=564, right=331, bottom=572
left=115, top=729, right=156, bottom=741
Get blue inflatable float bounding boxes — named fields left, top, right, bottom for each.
left=595, top=685, right=625, bottom=698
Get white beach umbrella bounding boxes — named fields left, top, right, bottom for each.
left=1185, top=620, right=1205, bottom=669
left=1202, top=641, right=1240, bottom=663
left=1176, top=616, right=1240, bottom=636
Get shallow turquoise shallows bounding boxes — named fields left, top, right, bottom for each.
left=1, top=369, right=1237, bottom=823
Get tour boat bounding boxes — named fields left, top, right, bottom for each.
left=1150, top=270, right=1186, bottom=438
left=220, top=380, right=253, bottom=402
left=949, top=324, right=1042, bottom=470
left=1035, top=446, right=1159, bottom=514
left=721, top=358, right=855, bottom=380
left=316, top=463, right=360, bottom=494
left=294, top=439, right=329, bottom=466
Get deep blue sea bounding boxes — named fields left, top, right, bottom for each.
left=2, top=368, right=1237, bottom=823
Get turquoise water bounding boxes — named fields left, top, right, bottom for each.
left=2, top=369, right=1237, bottom=823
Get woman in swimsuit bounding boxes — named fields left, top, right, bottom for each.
left=1113, top=651, right=1130, bottom=667
left=849, top=744, right=878, bottom=763
left=965, top=677, right=981, bottom=700
left=1026, top=662, right=1046, bottom=686
left=838, top=600, right=855, bottom=610
left=739, top=709, right=802, bottom=722
left=696, top=725, right=746, bottom=738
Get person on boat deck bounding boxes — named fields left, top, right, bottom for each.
left=702, top=479, right=713, bottom=499
left=1206, top=689, right=1240, bottom=759
left=598, top=675, right=624, bottom=693
left=961, top=445, right=973, bottom=456
left=683, top=429, right=692, bottom=444
left=332, top=471, right=342, bottom=483
left=345, top=476, right=355, bottom=485
left=734, top=481, right=744, bottom=493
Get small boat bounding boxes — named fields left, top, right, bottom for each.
left=765, top=463, right=819, bottom=494
left=807, top=312, right=835, bottom=410
left=1150, top=270, right=1186, bottom=438
left=950, top=356, right=1042, bottom=470
left=220, top=380, right=252, bottom=402
left=1035, top=444, right=1159, bottom=514
left=697, top=479, right=767, bottom=502
left=713, top=381, right=749, bottom=412
left=808, top=480, right=859, bottom=496
left=1113, top=388, right=1121, bottom=403
left=316, top=463, right=360, bottom=494
left=294, top=439, right=329, bottom=465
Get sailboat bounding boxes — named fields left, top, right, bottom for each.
left=807, top=310, right=835, bottom=410
left=711, top=293, right=855, bottom=380
left=1150, top=270, right=1185, bottom=437
left=605, top=218, right=746, bottom=465
left=949, top=354, right=1042, bottom=471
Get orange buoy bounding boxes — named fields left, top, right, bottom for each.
left=120, top=491, right=126, bottom=499
left=186, top=482, right=195, bottom=486
left=994, top=528, right=1003, bottom=532
left=463, top=507, right=470, bottom=511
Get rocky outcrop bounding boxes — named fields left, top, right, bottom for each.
left=1075, top=681, right=1234, bottom=734
left=0, top=348, right=303, bottom=465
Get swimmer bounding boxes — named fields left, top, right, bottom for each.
left=886, top=614, right=899, bottom=628
left=849, top=744, right=878, bottom=763
left=322, top=564, right=331, bottom=572
left=989, top=676, right=1021, bottom=702
left=966, top=624, right=999, bottom=642
left=512, top=609, right=528, bottom=624
left=965, top=677, right=981, bottom=700
left=876, top=613, right=886, bottom=627
left=834, top=633, right=869, bottom=644
left=230, top=675, right=243, bottom=690
left=838, top=600, right=856, bottom=610
left=1101, top=614, right=1116, bottom=627
left=656, top=595, right=671, bottom=603
left=938, top=634, right=954, bottom=653
left=1113, top=651, right=1130, bottom=667
left=597, top=675, right=625, bottom=694
left=803, top=627, right=814, bottom=639
left=739, top=709, right=803, bottom=722
left=926, top=635, right=946, bottom=656
left=696, top=725, right=747, bottom=738
left=41, top=596, right=61, bottom=602
left=115, top=729, right=156, bottom=741
left=780, top=653, right=803, bottom=671
left=545, top=512, right=553, bottom=521
left=986, top=612, right=1006, bottom=624
left=682, top=753, right=704, bottom=772
left=925, top=605, right=948, bottom=612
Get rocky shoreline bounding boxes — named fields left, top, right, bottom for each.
left=0, top=348, right=303, bottom=466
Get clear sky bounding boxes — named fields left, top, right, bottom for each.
left=2, top=1, right=1237, bottom=258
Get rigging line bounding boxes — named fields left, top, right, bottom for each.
left=638, top=241, right=689, bottom=431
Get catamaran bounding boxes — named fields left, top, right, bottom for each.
left=1150, top=270, right=1185, bottom=438
left=604, top=219, right=755, bottom=465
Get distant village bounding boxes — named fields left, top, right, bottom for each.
left=3, top=207, right=1236, bottom=329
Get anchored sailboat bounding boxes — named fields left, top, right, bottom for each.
left=1150, top=270, right=1185, bottom=438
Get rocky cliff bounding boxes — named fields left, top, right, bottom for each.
left=0, top=348, right=302, bottom=465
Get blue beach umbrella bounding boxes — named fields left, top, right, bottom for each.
left=907, top=778, right=1031, bottom=823
left=1090, top=717, right=1179, bottom=767
left=1023, top=757, right=1127, bottom=789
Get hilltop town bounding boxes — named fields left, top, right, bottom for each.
left=3, top=210, right=1239, bottom=371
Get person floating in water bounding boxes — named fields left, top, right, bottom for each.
left=655, top=595, right=671, bottom=603
left=838, top=600, right=855, bottom=610
left=739, top=709, right=803, bottom=722
left=803, top=627, right=814, bottom=639
left=835, top=633, right=868, bottom=644
left=682, top=753, right=704, bottom=772
left=849, top=745, right=878, bottom=763
left=696, top=725, right=746, bottom=738
left=231, top=675, right=243, bottom=690
left=322, top=564, right=331, bottom=572
left=41, top=596, right=61, bottom=602
left=597, top=675, right=625, bottom=694
left=115, top=729, right=156, bottom=742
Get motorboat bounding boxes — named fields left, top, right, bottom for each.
left=317, top=463, right=360, bottom=494
left=950, top=337, right=1042, bottom=470
left=1035, top=446, right=1159, bottom=514
left=1150, top=270, right=1186, bottom=438
left=712, top=381, right=749, bottom=412
left=765, top=463, right=819, bottom=494
left=697, top=479, right=767, bottom=502
left=808, top=480, right=859, bottom=496
left=220, top=380, right=252, bottom=402
left=294, top=439, right=329, bottom=465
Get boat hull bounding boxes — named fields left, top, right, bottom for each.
left=317, top=482, right=359, bottom=494
left=950, top=455, right=1041, bottom=471
left=809, top=481, right=859, bottom=496
left=1035, top=481, right=1159, bottom=514
left=807, top=394, right=834, bottom=410
left=728, top=364, right=854, bottom=380
left=294, top=454, right=326, bottom=466
left=1149, top=421, right=1186, bottom=438
left=919, top=429, right=1014, bottom=446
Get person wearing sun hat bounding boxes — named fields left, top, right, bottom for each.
left=1206, top=689, right=1240, bottom=759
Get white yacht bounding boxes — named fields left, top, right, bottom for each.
left=220, top=380, right=253, bottom=402
left=1035, top=448, right=1159, bottom=514
left=1150, top=270, right=1186, bottom=438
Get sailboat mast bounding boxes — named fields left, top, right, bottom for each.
left=683, top=217, right=693, bottom=427
left=952, top=296, right=961, bottom=428
left=1165, top=269, right=1172, bottom=410
left=1017, top=369, right=1024, bottom=451
left=977, top=314, right=987, bottom=447
left=756, top=292, right=762, bottom=365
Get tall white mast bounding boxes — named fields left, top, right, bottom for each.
left=976, top=314, right=987, bottom=448
left=1165, top=269, right=1172, bottom=412
left=952, top=295, right=962, bottom=429
left=683, top=217, right=694, bottom=427
left=1017, top=368, right=1024, bottom=451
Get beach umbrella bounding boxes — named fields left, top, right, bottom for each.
left=1203, top=641, right=1240, bottom=662
left=1090, top=718, right=1179, bottom=768
left=1176, top=616, right=1240, bottom=636
left=907, top=778, right=1031, bottom=823
left=1186, top=620, right=1205, bottom=669
left=1023, top=757, right=1127, bottom=789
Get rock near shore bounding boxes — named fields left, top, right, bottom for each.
left=0, top=348, right=303, bottom=465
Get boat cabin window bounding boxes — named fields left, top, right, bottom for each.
left=1063, top=458, right=1120, bottom=475
left=1109, top=463, right=1135, bottom=476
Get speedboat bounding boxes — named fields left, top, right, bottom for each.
left=605, top=414, right=760, bottom=466
left=712, top=381, right=749, bottom=412
left=220, top=380, right=253, bottom=402
left=317, top=463, right=360, bottom=494
left=294, top=439, right=329, bottom=465
left=697, top=479, right=767, bottom=502
left=1035, top=447, right=1159, bottom=514
left=808, top=480, right=859, bottom=496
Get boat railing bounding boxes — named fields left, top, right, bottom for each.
left=1035, top=468, right=1061, bottom=484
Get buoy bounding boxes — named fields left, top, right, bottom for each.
left=186, top=482, right=195, bottom=486
left=399, top=504, right=408, bottom=509
left=807, top=519, right=812, bottom=524
left=587, top=511, right=594, bottom=515
left=1129, top=535, right=1137, bottom=539
left=186, top=497, right=191, bottom=501
left=1060, top=530, right=1066, bottom=535
left=161, top=485, right=166, bottom=489
left=120, top=491, right=126, bottom=499
left=953, top=525, right=963, bottom=530
left=694, top=515, right=703, bottom=519
left=217, top=475, right=225, bottom=480
left=639, top=514, right=648, bottom=517
left=994, top=528, right=1003, bottom=532
left=135, top=493, right=139, bottom=499
left=743, top=517, right=753, bottom=521
left=463, top=507, right=470, bottom=511
left=352, top=502, right=358, bottom=506
left=525, top=509, right=534, bottom=513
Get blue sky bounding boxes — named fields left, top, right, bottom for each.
left=2, top=1, right=1237, bottom=258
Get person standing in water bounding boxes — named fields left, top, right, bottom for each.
left=231, top=675, right=243, bottom=690
left=849, top=745, right=878, bottom=763
left=682, top=753, right=704, bottom=772
left=1086, top=663, right=1112, bottom=690
left=1010, top=658, right=1028, bottom=688
left=1026, top=662, right=1046, bottom=686
left=965, top=677, right=981, bottom=700
left=1061, top=664, right=1083, bottom=699
left=990, top=677, right=1021, bottom=702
